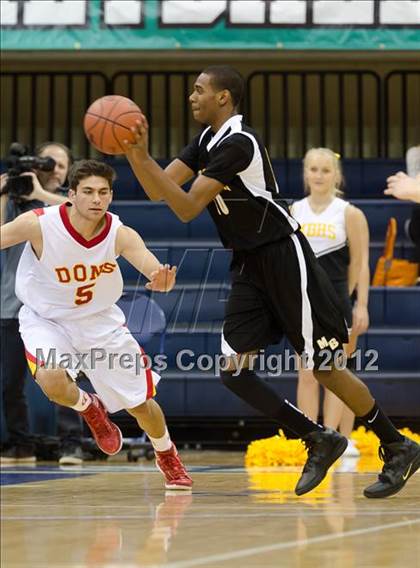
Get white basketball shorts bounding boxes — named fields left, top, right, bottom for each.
left=19, top=305, right=161, bottom=413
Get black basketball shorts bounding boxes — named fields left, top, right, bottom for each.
left=222, top=231, right=349, bottom=370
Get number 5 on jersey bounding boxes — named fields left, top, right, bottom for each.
left=75, top=283, right=96, bottom=305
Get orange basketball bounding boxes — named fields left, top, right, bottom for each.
left=83, top=95, right=142, bottom=155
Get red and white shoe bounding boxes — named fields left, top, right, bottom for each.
left=79, top=394, right=122, bottom=455
left=155, top=444, right=193, bottom=490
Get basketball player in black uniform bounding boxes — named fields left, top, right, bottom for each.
left=125, top=66, right=420, bottom=498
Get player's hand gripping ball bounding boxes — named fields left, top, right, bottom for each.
left=84, top=95, right=142, bottom=155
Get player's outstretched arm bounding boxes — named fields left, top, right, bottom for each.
left=0, top=210, right=42, bottom=251
left=117, top=225, right=176, bottom=292
left=164, top=159, right=196, bottom=187
left=124, top=116, right=224, bottom=221
left=124, top=114, right=195, bottom=203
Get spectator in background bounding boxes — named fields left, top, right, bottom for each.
left=291, top=148, right=370, bottom=457
left=0, top=142, right=85, bottom=465
left=385, top=172, right=420, bottom=204
left=406, top=145, right=420, bottom=180
left=385, top=146, right=420, bottom=285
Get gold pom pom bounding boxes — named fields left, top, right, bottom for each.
left=245, top=430, right=308, bottom=468
left=245, top=426, right=420, bottom=467
left=245, top=427, right=420, bottom=467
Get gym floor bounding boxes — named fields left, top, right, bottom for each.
left=1, top=451, right=419, bottom=568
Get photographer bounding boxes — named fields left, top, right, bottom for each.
left=1, top=142, right=84, bottom=465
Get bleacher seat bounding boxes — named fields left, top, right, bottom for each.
left=110, top=202, right=189, bottom=239
left=142, top=325, right=419, bottom=373
left=156, top=370, right=420, bottom=417
left=117, top=292, right=166, bottom=352
left=0, top=157, right=408, bottom=200
left=105, top=157, right=406, bottom=200
left=384, top=288, right=420, bottom=326
left=118, top=240, right=413, bottom=285
left=146, top=285, right=229, bottom=327
left=365, top=329, right=420, bottom=372
left=111, top=200, right=416, bottom=280
left=126, top=285, right=417, bottom=330
left=111, top=199, right=414, bottom=241
left=118, top=243, right=231, bottom=284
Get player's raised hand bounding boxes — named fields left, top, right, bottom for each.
left=123, top=115, right=150, bottom=161
left=145, top=264, right=176, bottom=292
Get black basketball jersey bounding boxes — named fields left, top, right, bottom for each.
left=178, top=114, right=299, bottom=251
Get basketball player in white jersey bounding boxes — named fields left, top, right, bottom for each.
left=0, top=159, right=192, bottom=490
left=291, top=148, right=370, bottom=456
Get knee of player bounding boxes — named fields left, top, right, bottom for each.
left=312, top=366, right=335, bottom=386
left=35, top=368, right=68, bottom=398
left=221, top=353, right=256, bottom=376
left=298, top=369, right=318, bottom=386
left=126, top=400, right=149, bottom=419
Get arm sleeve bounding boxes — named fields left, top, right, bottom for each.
left=178, top=133, right=201, bottom=174
left=201, top=134, right=254, bottom=186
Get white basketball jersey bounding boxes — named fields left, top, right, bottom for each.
left=291, top=197, right=349, bottom=257
left=16, top=203, right=124, bottom=322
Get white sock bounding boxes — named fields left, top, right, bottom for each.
left=148, top=428, right=172, bottom=452
left=70, top=389, right=92, bottom=412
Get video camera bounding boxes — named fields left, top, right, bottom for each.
left=1, top=142, right=56, bottom=203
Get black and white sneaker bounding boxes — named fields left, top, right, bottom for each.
left=364, top=437, right=420, bottom=498
left=295, top=428, right=348, bottom=496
